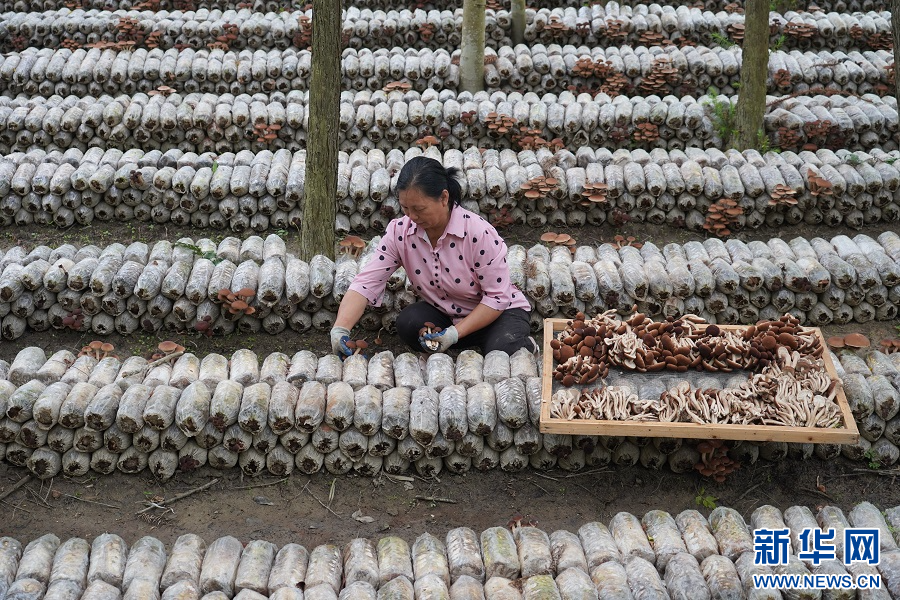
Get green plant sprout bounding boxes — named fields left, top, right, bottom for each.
left=695, top=487, right=718, bottom=509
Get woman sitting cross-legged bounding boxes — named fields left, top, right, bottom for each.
left=330, top=156, right=535, bottom=357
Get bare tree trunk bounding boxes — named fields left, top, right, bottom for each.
left=301, top=0, right=340, bottom=261
left=734, top=0, right=768, bottom=150
left=893, top=0, right=900, bottom=103
left=511, top=0, right=526, bottom=46
left=460, top=0, right=486, bottom=93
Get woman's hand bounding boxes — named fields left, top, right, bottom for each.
left=420, top=325, right=458, bottom=353
left=330, top=326, right=352, bottom=358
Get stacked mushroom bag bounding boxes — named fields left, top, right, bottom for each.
left=0, top=44, right=892, bottom=98
left=832, top=347, right=900, bottom=467
left=1, top=342, right=899, bottom=481
left=1, top=143, right=900, bottom=233
left=0, top=0, right=883, bottom=14
left=1, top=231, right=900, bottom=341
left=0, top=6, right=479, bottom=52
left=0, top=89, right=895, bottom=156
left=0, top=5, right=892, bottom=52
left=2, top=503, right=900, bottom=599
left=0, top=344, right=579, bottom=481
left=0, top=46, right=462, bottom=98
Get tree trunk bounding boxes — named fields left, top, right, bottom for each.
left=301, top=0, right=340, bottom=261
left=892, top=0, right=900, bottom=103
left=734, top=0, right=768, bottom=150
left=511, top=0, right=526, bottom=46
left=460, top=0, right=486, bottom=93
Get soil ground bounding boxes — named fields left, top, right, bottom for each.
left=1, top=219, right=899, bottom=546
left=2, top=456, right=899, bottom=548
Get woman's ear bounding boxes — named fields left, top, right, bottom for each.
left=441, top=189, right=450, bottom=207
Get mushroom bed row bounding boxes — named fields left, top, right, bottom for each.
left=2, top=230, right=900, bottom=342
left=0, top=44, right=893, bottom=101
left=0, top=0, right=880, bottom=14
left=1, top=340, right=899, bottom=481
left=0, top=90, right=896, bottom=159
left=3, top=502, right=900, bottom=600
left=0, top=6, right=891, bottom=53
left=3, top=141, right=900, bottom=236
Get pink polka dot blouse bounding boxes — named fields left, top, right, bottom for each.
left=348, top=206, right=531, bottom=323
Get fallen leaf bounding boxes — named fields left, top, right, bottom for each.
left=352, top=509, right=375, bottom=523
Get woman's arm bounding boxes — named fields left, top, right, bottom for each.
left=453, top=303, right=502, bottom=339
left=334, top=290, right=369, bottom=330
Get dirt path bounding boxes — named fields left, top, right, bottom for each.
left=2, top=456, right=898, bottom=547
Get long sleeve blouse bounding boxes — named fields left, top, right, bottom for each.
left=347, top=205, right=531, bottom=323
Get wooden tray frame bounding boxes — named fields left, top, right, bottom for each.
left=540, top=318, right=859, bottom=443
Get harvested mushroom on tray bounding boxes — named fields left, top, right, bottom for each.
left=548, top=311, right=845, bottom=429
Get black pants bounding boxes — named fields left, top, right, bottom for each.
left=396, top=301, right=533, bottom=355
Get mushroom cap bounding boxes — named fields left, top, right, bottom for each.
left=231, top=300, right=249, bottom=311
left=89, top=340, right=104, bottom=349
left=843, top=333, right=870, bottom=349
left=100, top=343, right=115, bottom=353
left=540, top=232, right=558, bottom=242
left=355, top=340, right=369, bottom=349
left=827, top=336, right=845, bottom=349
left=159, top=340, right=179, bottom=353
left=236, top=288, right=255, bottom=299
left=340, top=235, right=364, bottom=249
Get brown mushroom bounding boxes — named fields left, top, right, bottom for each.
left=159, top=340, right=179, bottom=354
left=339, top=235, right=366, bottom=258
left=827, top=336, right=845, bottom=349
left=843, top=333, right=870, bottom=349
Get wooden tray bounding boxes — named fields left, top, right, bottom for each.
left=540, top=318, right=859, bottom=443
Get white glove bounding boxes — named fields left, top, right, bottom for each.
left=420, top=325, right=459, bottom=353
left=330, top=326, right=352, bottom=358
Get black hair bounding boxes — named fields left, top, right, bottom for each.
left=396, top=156, right=462, bottom=209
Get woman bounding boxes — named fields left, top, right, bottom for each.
left=330, top=157, right=534, bottom=357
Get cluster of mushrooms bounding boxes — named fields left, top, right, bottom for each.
left=827, top=332, right=900, bottom=356
left=552, top=311, right=823, bottom=384
left=694, top=439, right=740, bottom=482
left=549, top=311, right=844, bottom=428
